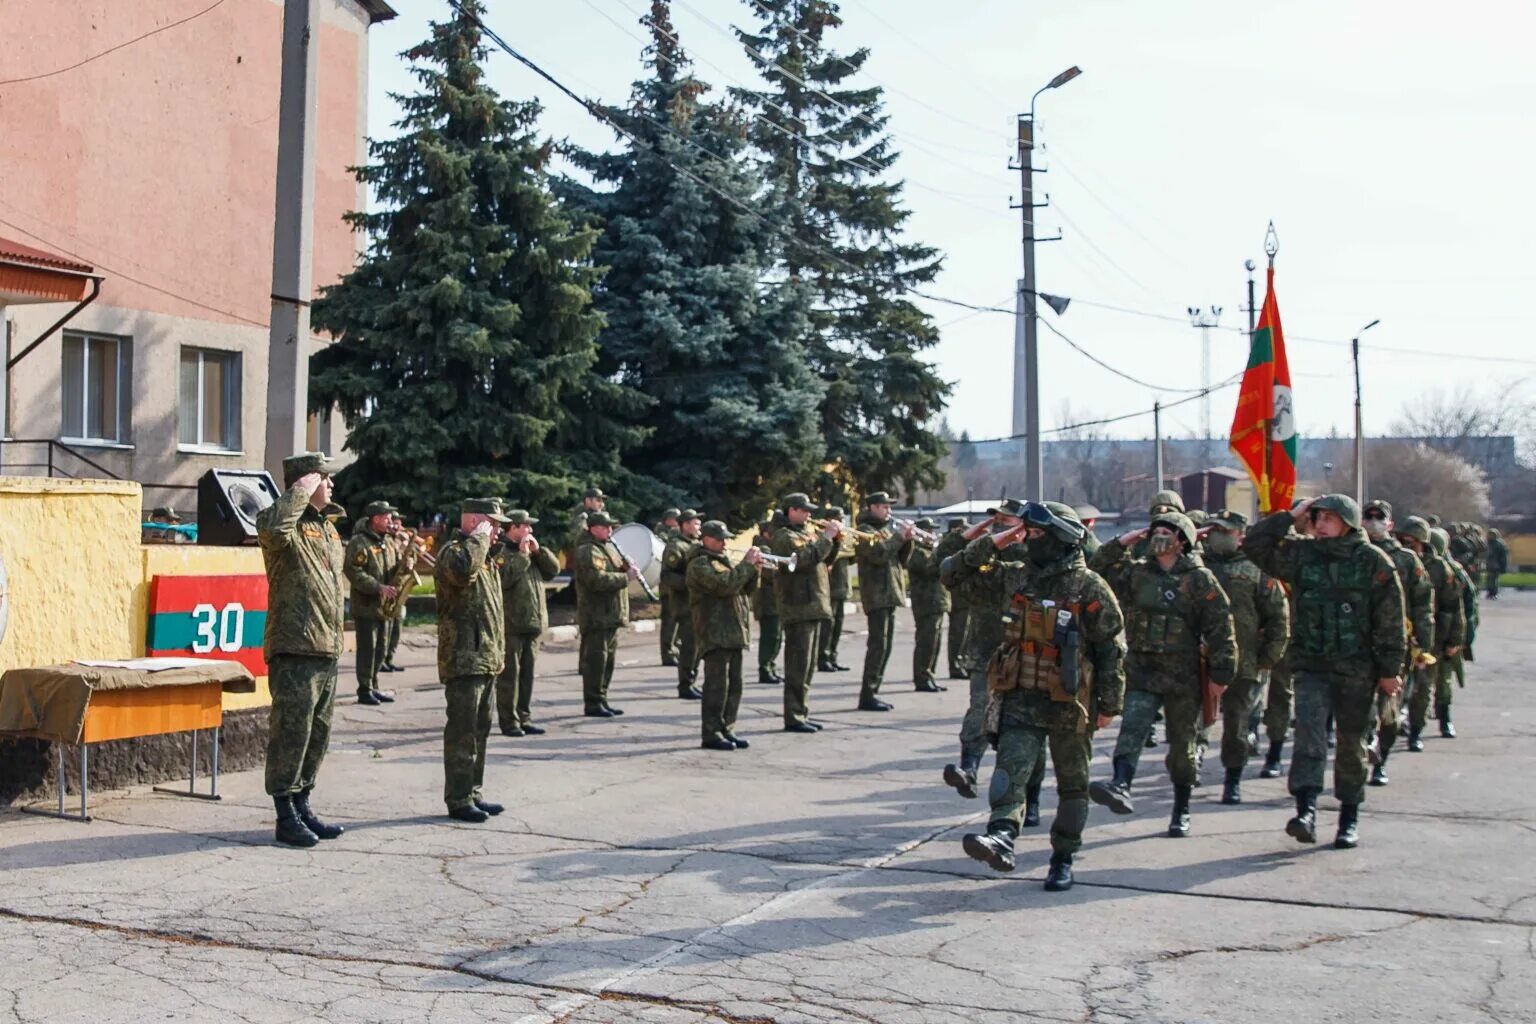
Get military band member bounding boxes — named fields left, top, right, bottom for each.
left=770, top=493, right=841, bottom=732
left=906, top=517, right=949, bottom=693
left=854, top=492, right=914, bottom=711
left=257, top=452, right=347, bottom=848
left=753, top=514, right=784, bottom=685
left=435, top=498, right=510, bottom=823
left=494, top=509, right=561, bottom=737
left=380, top=512, right=409, bottom=674
left=344, top=500, right=402, bottom=707
left=688, top=521, right=762, bottom=750
left=569, top=486, right=607, bottom=551
left=662, top=510, right=704, bottom=700
left=818, top=506, right=853, bottom=673
left=575, top=510, right=639, bottom=717
left=935, top=517, right=970, bottom=679
left=656, top=507, right=682, bottom=665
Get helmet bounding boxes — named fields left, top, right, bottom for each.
left=1149, top=489, right=1185, bottom=515
left=1395, top=516, right=1430, bottom=545
left=1150, top=511, right=1197, bottom=551
left=1187, top=509, right=1209, bottom=527
left=1021, top=500, right=1087, bottom=545
left=1309, top=493, right=1362, bottom=530
left=1490, top=528, right=1502, bottom=539
left=1430, top=528, right=1451, bottom=557
left=1363, top=499, right=1392, bottom=520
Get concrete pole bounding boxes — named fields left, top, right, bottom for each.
left=1154, top=401, right=1164, bottom=491
left=264, top=0, right=322, bottom=480
left=1012, top=115, right=1042, bottom=499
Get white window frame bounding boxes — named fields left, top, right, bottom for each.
left=177, top=346, right=243, bottom=454
left=60, top=330, right=132, bottom=447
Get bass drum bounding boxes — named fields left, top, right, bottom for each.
left=611, top=523, right=664, bottom=600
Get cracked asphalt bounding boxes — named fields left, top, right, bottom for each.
left=3, top=594, right=1533, bottom=1022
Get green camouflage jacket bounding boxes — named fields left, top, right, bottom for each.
left=343, top=524, right=396, bottom=621
left=1373, top=534, right=1435, bottom=658
left=434, top=530, right=506, bottom=679
left=495, top=541, right=561, bottom=635
left=749, top=530, right=778, bottom=620
left=906, top=543, right=951, bottom=616
left=828, top=542, right=853, bottom=601
left=660, top=533, right=697, bottom=596
left=574, top=533, right=631, bottom=631
left=1487, top=537, right=1510, bottom=574
left=1202, top=549, right=1290, bottom=681
left=1245, top=511, right=1406, bottom=679
left=686, top=547, right=759, bottom=655
left=257, top=482, right=345, bottom=660
left=1090, top=537, right=1238, bottom=693
left=1421, top=551, right=1465, bottom=654
left=945, top=535, right=1030, bottom=667
left=1450, top=558, right=1477, bottom=649
left=770, top=523, right=834, bottom=624
left=854, top=515, right=913, bottom=612
left=933, top=529, right=969, bottom=581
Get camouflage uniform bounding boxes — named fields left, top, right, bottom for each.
left=493, top=514, right=560, bottom=734
left=819, top=507, right=853, bottom=672
left=575, top=514, right=632, bottom=713
left=906, top=521, right=950, bottom=692
left=661, top=513, right=702, bottom=696
left=1200, top=512, right=1289, bottom=794
left=855, top=499, right=914, bottom=705
left=751, top=519, right=783, bottom=684
left=1364, top=501, right=1433, bottom=777
left=257, top=459, right=345, bottom=800
left=383, top=526, right=406, bottom=671
left=1090, top=520, right=1236, bottom=818
left=1245, top=497, right=1406, bottom=844
left=1486, top=529, right=1509, bottom=599
left=656, top=508, right=682, bottom=665
left=1403, top=520, right=1464, bottom=743
left=343, top=504, right=398, bottom=701
left=934, top=520, right=971, bottom=678
left=1438, top=528, right=1477, bottom=717
left=435, top=501, right=508, bottom=812
left=687, top=523, right=759, bottom=745
left=770, top=495, right=835, bottom=729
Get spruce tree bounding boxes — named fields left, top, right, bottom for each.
left=560, top=1, right=825, bottom=526
left=732, top=0, right=951, bottom=505
left=308, top=3, right=641, bottom=523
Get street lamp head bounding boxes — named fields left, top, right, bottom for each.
left=1362, top=319, right=1381, bottom=332
left=1244, top=259, right=1257, bottom=272
left=1047, top=66, right=1083, bottom=90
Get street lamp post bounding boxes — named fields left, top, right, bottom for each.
left=1352, top=319, right=1381, bottom=503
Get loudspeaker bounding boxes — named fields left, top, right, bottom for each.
left=197, top=469, right=280, bottom=545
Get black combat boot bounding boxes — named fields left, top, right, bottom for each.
left=1023, top=779, right=1043, bottom=828
left=274, top=795, right=319, bottom=848
left=1438, top=703, right=1456, bottom=738
left=1260, top=740, right=1284, bottom=778
left=1369, top=761, right=1389, bottom=786
left=448, top=803, right=489, bottom=823
left=942, top=755, right=980, bottom=800
left=1088, top=757, right=1136, bottom=815
left=1167, top=784, right=1192, bottom=838
left=678, top=685, right=702, bottom=701
left=293, top=789, right=344, bottom=840
left=1043, top=852, right=1075, bottom=892
left=357, top=689, right=381, bottom=706
left=961, top=821, right=1017, bottom=873
left=474, top=798, right=504, bottom=816
left=1407, top=727, right=1425, bottom=752
left=1334, top=802, right=1360, bottom=849
left=1285, top=789, right=1319, bottom=844
left=371, top=689, right=395, bottom=703
left=1221, top=768, right=1242, bottom=805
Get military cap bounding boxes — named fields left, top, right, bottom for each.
left=462, top=497, right=511, bottom=523
left=1209, top=509, right=1248, bottom=530
left=363, top=500, right=399, bottom=518
left=584, top=486, right=606, bottom=500
left=586, top=510, right=620, bottom=528
left=1310, top=493, right=1362, bottom=529
left=1150, top=510, right=1197, bottom=549
left=781, top=492, right=816, bottom=511
left=1073, top=503, right=1102, bottom=521
left=865, top=491, right=895, bottom=506
left=503, top=509, right=538, bottom=526
left=819, top=505, right=845, bottom=518
left=1395, top=516, right=1431, bottom=544
left=947, top=517, right=966, bottom=530
left=700, top=520, right=732, bottom=541
left=150, top=506, right=181, bottom=522
left=914, top=516, right=936, bottom=530
left=661, top=507, right=681, bottom=521
left=987, top=497, right=1026, bottom=517
left=1149, top=489, right=1185, bottom=514
left=1363, top=499, right=1392, bottom=520
left=282, top=451, right=330, bottom=485
left=678, top=508, right=702, bottom=523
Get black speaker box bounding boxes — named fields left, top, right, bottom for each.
left=197, top=469, right=280, bottom=545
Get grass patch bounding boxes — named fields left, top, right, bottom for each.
left=1498, top=573, right=1536, bottom=588
left=412, top=578, right=435, bottom=596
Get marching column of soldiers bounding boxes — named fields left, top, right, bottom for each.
left=258, top=450, right=1492, bottom=883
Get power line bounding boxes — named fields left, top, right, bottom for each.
left=0, top=0, right=231, bottom=88
left=1036, top=316, right=1205, bottom=394
left=949, top=374, right=1244, bottom=445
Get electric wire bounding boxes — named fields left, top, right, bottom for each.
left=0, top=0, right=232, bottom=88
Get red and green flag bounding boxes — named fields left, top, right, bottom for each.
left=1229, top=267, right=1296, bottom=513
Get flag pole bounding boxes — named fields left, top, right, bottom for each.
left=1261, top=221, right=1279, bottom=513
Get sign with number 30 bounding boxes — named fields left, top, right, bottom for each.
left=191, top=602, right=246, bottom=654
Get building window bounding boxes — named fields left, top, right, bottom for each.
left=178, top=347, right=242, bottom=451
left=61, top=331, right=131, bottom=443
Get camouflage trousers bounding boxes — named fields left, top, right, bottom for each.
left=580, top=628, right=619, bottom=711
left=757, top=614, right=782, bottom=679
left=659, top=593, right=681, bottom=663
left=1291, top=669, right=1375, bottom=805
left=495, top=632, right=540, bottom=730
left=819, top=600, right=846, bottom=666
left=912, top=612, right=943, bottom=690
left=385, top=613, right=402, bottom=666
left=860, top=608, right=896, bottom=700
left=1113, top=687, right=1201, bottom=788
left=782, top=620, right=822, bottom=727
left=675, top=602, right=698, bottom=691
left=1263, top=657, right=1294, bottom=743
left=1368, top=687, right=1403, bottom=762
left=700, top=648, right=745, bottom=743
left=443, top=674, right=493, bottom=811
left=1407, top=660, right=1452, bottom=731
left=988, top=726, right=1086, bottom=855
left=946, top=606, right=970, bottom=677
left=1219, top=678, right=1263, bottom=773
left=959, top=666, right=990, bottom=765
left=264, top=654, right=337, bottom=797
left=354, top=613, right=388, bottom=694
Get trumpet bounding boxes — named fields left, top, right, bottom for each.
left=757, top=552, right=798, bottom=573
left=891, top=517, right=940, bottom=545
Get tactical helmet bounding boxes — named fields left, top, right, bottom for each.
left=1187, top=509, right=1209, bottom=527
left=1149, top=489, right=1185, bottom=515
left=1363, top=499, right=1392, bottom=520
left=1426, top=514, right=1442, bottom=528
left=1309, top=493, right=1362, bottom=530
left=1395, top=516, right=1431, bottom=545
left=1024, top=500, right=1087, bottom=546
left=1430, top=527, right=1451, bottom=556
left=1490, top=528, right=1502, bottom=539
left=1150, top=511, right=1197, bottom=550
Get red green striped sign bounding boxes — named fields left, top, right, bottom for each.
left=146, top=575, right=269, bottom=676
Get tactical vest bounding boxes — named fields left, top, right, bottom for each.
left=1292, top=551, right=1373, bottom=660
left=985, top=591, right=1091, bottom=703
left=1126, top=568, right=1200, bottom=656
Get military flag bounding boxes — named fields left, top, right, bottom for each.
left=1229, top=267, right=1296, bottom=513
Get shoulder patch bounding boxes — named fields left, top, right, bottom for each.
left=354, top=551, right=368, bottom=566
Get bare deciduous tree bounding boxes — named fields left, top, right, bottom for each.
left=1368, top=442, right=1491, bottom=521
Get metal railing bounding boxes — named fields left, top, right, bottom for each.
left=0, top=438, right=196, bottom=497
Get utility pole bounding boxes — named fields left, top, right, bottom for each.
left=1186, top=304, right=1222, bottom=462
left=264, top=0, right=322, bottom=480
left=1153, top=400, right=1164, bottom=492
left=1010, top=66, right=1079, bottom=500
left=1352, top=319, right=1381, bottom=503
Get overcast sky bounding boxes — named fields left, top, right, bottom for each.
left=365, top=0, right=1535, bottom=444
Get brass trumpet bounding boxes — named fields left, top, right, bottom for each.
left=757, top=552, right=798, bottom=573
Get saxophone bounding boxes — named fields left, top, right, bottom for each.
left=378, top=531, right=434, bottom=619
